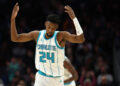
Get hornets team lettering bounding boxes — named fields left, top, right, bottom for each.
left=35, top=30, right=65, bottom=77
left=37, top=44, right=56, bottom=51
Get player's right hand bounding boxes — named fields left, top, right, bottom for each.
left=11, top=3, right=19, bottom=20
left=64, top=5, right=75, bottom=20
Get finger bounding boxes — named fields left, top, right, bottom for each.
left=64, top=10, right=69, bottom=13
left=64, top=6, right=69, bottom=9
left=16, top=2, right=18, bottom=5
left=64, top=7, right=69, bottom=11
left=67, top=6, right=72, bottom=10
left=65, top=6, right=72, bottom=11
left=66, top=5, right=72, bottom=9
left=64, top=9, right=69, bottom=11
left=64, top=6, right=67, bottom=9
left=14, top=3, right=19, bottom=10
left=14, top=2, right=19, bottom=8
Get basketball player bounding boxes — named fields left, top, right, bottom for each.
left=11, top=3, right=85, bottom=86
left=64, top=56, right=78, bottom=86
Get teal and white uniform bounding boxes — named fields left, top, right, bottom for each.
left=34, top=30, right=65, bottom=86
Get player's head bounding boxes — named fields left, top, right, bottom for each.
left=45, top=14, right=60, bottom=37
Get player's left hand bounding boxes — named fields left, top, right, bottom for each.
left=11, top=3, right=19, bottom=20
left=64, top=5, right=76, bottom=20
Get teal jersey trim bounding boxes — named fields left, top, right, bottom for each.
left=38, top=70, right=61, bottom=78
left=43, top=30, right=55, bottom=40
left=64, top=82, right=72, bottom=85
left=37, top=31, right=41, bottom=44
left=54, top=31, right=64, bottom=49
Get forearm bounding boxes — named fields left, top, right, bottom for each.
left=64, top=5, right=85, bottom=43
left=73, top=17, right=83, bottom=35
left=64, top=77, right=75, bottom=83
left=11, top=19, right=19, bottom=41
left=72, top=17, right=85, bottom=43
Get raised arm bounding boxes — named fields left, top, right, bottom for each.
left=11, top=3, right=38, bottom=42
left=60, top=5, right=85, bottom=43
left=64, top=57, right=78, bottom=83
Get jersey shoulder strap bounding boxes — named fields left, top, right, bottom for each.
left=36, top=30, right=45, bottom=44
left=54, top=31, right=64, bottom=49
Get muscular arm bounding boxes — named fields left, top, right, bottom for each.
left=59, top=31, right=85, bottom=43
left=60, top=5, right=85, bottom=43
left=64, top=58, right=78, bottom=83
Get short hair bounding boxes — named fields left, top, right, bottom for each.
left=46, top=14, right=61, bottom=24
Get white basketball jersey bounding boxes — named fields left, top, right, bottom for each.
left=35, top=30, right=65, bottom=77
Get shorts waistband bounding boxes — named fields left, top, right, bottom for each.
left=38, top=70, right=61, bottom=78
left=64, top=81, right=72, bottom=85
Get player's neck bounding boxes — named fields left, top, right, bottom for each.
left=45, top=33, right=53, bottom=39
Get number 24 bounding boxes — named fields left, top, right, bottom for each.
left=39, top=52, right=55, bottom=63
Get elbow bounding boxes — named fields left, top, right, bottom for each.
left=81, top=34, right=85, bottom=43
left=11, top=35, right=20, bottom=42
left=11, top=39, right=16, bottom=42
left=73, top=71, right=79, bottom=81
left=81, top=37, right=85, bottom=43
left=11, top=38, right=18, bottom=42
left=77, top=34, right=85, bottom=43
left=75, top=72, right=79, bottom=81
left=77, top=37, right=85, bottom=43
left=74, top=76, right=78, bottom=81
left=73, top=74, right=78, bottom=81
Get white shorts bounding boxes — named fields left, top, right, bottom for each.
left=34, top=72, right=64, bottom=86
left=64, top=81, right=76, bottom=86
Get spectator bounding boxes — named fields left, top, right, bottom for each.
left=80, top=70, right=96, bottom=86
left=7, top=57, right=20, bottom=81
left=97, top=66, right=113, bottom=86
left=98, top=75, right=112, bottom=86
left=17, top=80, right=26, bottom=86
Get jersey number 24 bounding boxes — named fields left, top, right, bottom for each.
left=39, top=52, right=55, bottom=63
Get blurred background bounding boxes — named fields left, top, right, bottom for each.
left=0, top=0, right=119, bottom=86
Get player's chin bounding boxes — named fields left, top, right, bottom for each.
left=48, top=33, right=54, bottom=36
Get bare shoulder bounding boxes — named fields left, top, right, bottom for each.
left=57, top=31, right=70, bottom=38
left=30, top=30, right=40, bottom=34
left=58, top=31, right=69, bottom=35
left=55, top=31, right=69, bottom=47
left=30, top=30, right=40, bottom=42
left=30, top=30, right=40, bottom=35
left=57, top=31, right=71, bottom=40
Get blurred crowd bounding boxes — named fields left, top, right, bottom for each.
left=0, top=0, right=119, bottom=86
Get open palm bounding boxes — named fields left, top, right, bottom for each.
left=11, top=3, right=19, bottom=20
